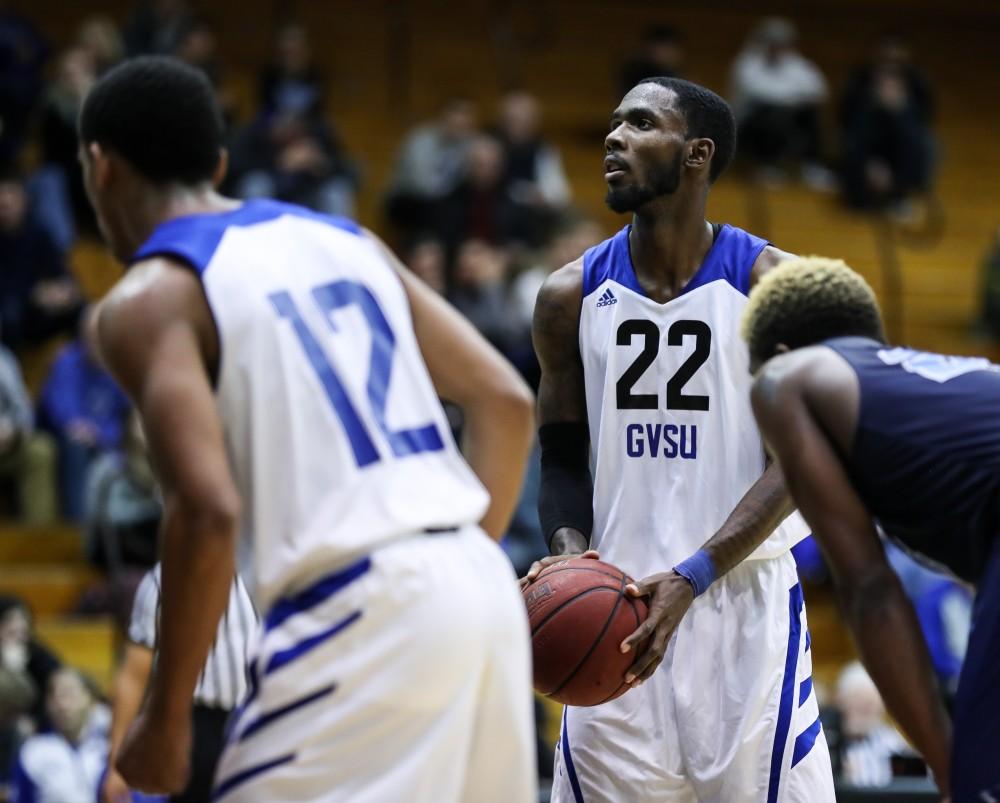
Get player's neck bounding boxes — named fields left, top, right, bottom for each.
left=628, top=198, right=712, bottom=298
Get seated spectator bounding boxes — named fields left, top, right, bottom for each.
left=0, top=4, right=47, bottom=165
left=448, top=239, right=525, bottom=359
left=619, top=25, right=685, bottom=95
left=37, top=47, right=98, bottom=245
left=978, top=227, right=1000, bottom=339
left=840, top=33, right=935, bottom=214
left=0, top=344, right=56, bottom=524
left=494, top=91, right=571, bottom=243
left=0, top=660, right=35, bottom=788
left=0, top=597, right=61, bottom=732
left=834, top=662, right=915, bottom=787
left=10, top=667, right=110, bottom=803
left=729, top=18, right=832, bottom=187
left=434, top=135, right=536, bottom=255
left=403, top=234, right=447, bottom=295
left=75, top=15, right=123, bottom=75
left=227, top=24, right=359, bottom=217
left=123, top=0, right=190, bottom=56
left=38, top=310, right=130, bottom=522
left=172, top=16, right=236, bottom=128
left=84, top=412, right=159, bottom=574
left=0, top=167, right=83, bottom=352
left=384, top=98, right=477, bottom=238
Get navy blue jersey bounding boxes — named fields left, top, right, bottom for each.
left=823, top=337, right=1000, bottom=582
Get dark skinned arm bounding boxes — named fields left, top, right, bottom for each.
left=96, top=259, right=240, bottom=795
left=621, top=245, right=799, bottom=684
left=751, top=358, right=951, bottom=793
left=521, top=261, right=599, bottom=585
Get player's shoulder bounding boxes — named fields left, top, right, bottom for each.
left=748, top=245, right=797, bottom=291
left=532, top=258, right=584, bottom=357
left=752, top=346, right=854, bottom=408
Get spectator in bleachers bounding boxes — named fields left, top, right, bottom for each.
left=75, top=15, right=123, bottom=76
left=37, top=47, right=99, bottom=245
left=172, top=16, right=237, bottom=129
left=0, top=1, right=47, bottom=165
left=833, top=662, right=914, bottom=787
left=0, top=597, right=61, bottom=732
left=434, top=134, right=535, bottom=256
left=840, top=33, right=935, bottom=215
left=84, top=412, right=159, bottom=575
left=619, top=25, right=685, bottom=95
left=123, top=0, right=190, bottom=57
left=0, top=168, right=83, bottom=352
left=0, top=343, right=57, bottom=524
left=227, top=24, right=359, bottom=217
left=10, top=667, right=110, bottom=803
left=729, top=17, right=833, bottom=188
left=0, top=659, right=35, bottom=789
left=38, top=310, right=130, bottom=522
left=448, top=239, right=526, bottom=360
left=403, top=234, right=447, bottom=295
left=384, top=98, right=478, bottom=239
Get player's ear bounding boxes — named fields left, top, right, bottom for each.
left=88, top=142, right=113, bottom=190
left=775, top=343, right=791, bottom=355
left=213, top=148, right=229, bottom=189
left=686, top=138, right=715, bottom=176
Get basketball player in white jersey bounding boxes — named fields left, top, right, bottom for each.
left=525, top=77, right=836, bottom=801
left=77, top=57, right=537, bottom=802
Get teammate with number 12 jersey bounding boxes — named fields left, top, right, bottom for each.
left=528, top=78, right=835, bottom=802
left=79, top=57, right=536, bottom=802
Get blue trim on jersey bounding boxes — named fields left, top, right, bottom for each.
left=264, top=556, right=371, bottom=632
left=804, top=630, right=811, bottom=652
left=798, top=676, right=813, bottom=707
left=264, top=610, right=362, bottom=676
left=238, top=684, right=336, bottom=742
left=212, top=752, right=297, bottom=801
left=581, top=223, right=769, bottom=301
left=791, top=716, right=823, bottom=768
left=767, top=583, right=803, bottom=803
left=561, top=708, right=585, bottom=803
left=130, top=199, right=362, bottom=274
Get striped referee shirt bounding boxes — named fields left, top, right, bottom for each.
left=129, top=564, right=257, bottom=711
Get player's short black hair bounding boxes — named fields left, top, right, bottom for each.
left=637, top=76, right=736, bottom=182
left=741, top=256, right=886, bottom=367
left=78, top=55, right=223, bottom=185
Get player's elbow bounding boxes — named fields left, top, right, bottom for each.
left=172, top=487, right=242, bottom=541
left=835, top=563, right=902, bottom=622
left=492, top=372, right=536, bottom=435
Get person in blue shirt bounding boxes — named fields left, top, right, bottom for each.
left=38, top=308, right=129, bottom=520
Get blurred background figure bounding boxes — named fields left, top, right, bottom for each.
left=0, top=168, right=83, bottom=353
left=74, top=15, right=123, bottom=75
left=840, top=33, right=936, bottom=215
left=384, top=97, right=478, bottom=241
left=833, top=662, right=914, bottom=787
left=0, top=342, right=56, bottom=524
left=123, top=0, right=190, bottom=56
left=0, top=0, right=48, bottom=166
left=403, top=234, right=448, bottom=295
left=37, top=309, right=129, bottom=523
left=619, top=25, right=685, bottom=95
left=11, top=667, right=109, bottom=802
left=226, top=21, right=359, bottom=216
left=448, top=238, right=524, bottom=359
left=729, top=17, right=833, bottom=188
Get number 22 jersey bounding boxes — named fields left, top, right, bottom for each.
left=578, top=224, right=807, bottom=578
left=131, top=200, right=489, bottom=609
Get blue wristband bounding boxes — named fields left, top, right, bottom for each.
left=673, top=550, right=717, bottom=597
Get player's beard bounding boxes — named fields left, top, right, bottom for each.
left=605, top=151, right=683, bottom=213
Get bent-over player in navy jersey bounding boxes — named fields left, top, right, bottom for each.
left=746, top=256, right=1000, bottom=801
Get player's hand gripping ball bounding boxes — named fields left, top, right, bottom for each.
left=522, top=556, right=649, bottom=706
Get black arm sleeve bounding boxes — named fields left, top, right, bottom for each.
left=537, top=422, right=593, bottom=550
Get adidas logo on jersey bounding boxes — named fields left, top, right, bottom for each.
left=596, top=289, right=618, bottom=307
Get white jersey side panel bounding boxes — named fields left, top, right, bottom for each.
left=195, top=211, right=488, bottom=608
left=580, top=275, right=807, bottom=580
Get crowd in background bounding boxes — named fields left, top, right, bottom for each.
left=0, top=0, right=962, bottom=797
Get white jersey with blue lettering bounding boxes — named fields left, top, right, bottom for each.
left=131, top=200, right=489, bottom=610
left=578, top=223, right=808, bottom=578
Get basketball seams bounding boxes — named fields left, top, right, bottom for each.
left=595, top=596, right=646, bottom=705
left=529, top=585, right=622, bottom=637
left=547, top=573, right=627, bottom=697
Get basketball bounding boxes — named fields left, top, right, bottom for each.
left=523, top=557, right=649, bottom=707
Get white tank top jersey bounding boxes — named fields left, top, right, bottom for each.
left=578, top=223, right=807, bottom=578
left=130, top=200, right=489, bottom=610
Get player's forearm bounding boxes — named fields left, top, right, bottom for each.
left=149, top=496, right=237, bottom=717
left=838, top=569, right=952, bottom=789
left=701, top=461, right=793, bottom=576
left=463, top=392, right=534, bottom=540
